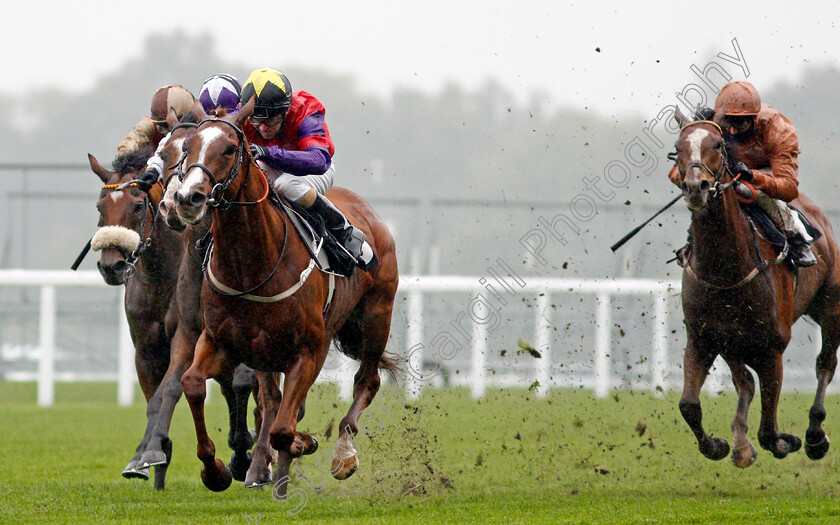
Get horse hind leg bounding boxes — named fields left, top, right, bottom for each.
left=218, top=365, right=257, bottom=482
left=726, top=359, right=757, bottom=468
left=331, top=293, right=398, bottom=481
left=805, top=314, right=840, bottom=460
left=679, top=343, right=730, bottom=460
left=245, top=371, right=282, bottom=489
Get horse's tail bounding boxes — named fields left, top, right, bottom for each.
left=334, top=320, right=403, bottom=383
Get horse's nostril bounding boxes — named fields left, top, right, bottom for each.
left=681, top=182, right=689, bottom=192
left=112, top=261, right=128, bottom=274
left=700, top=179, right=711, bottom=191
left=190, top=192, right=207, bottom=206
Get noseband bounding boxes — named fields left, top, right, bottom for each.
left=99, top=181, right=157, bottom=279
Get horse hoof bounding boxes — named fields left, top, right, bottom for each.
left=805, top=433, right=830, bottom=460
left=700, top=436, right=730, bottom=461
left=731, top=443, right=757, bottom=468
left=122, top=459, right=150, bottom=480
left=244, top=466, right=272, bottom=489
left=140, top=449, right=168, bottom=468
left=781, top=433, right=802, bottom=454
left=332, top=454, right=359, bottom=480
left=305, top=436, right=319, bottom=456
left=201, top=459, right=233, bottom=492
left=230, top=451, right=253, bottom=482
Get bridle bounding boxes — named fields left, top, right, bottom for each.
left=674, top=120, right=788, bottom=290
left=99, top=181, right=158, bottom=281
left=175, top=117, right=268, bottom=210
left=671, top=120, right=740, bottom=198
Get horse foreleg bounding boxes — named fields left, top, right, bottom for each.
left=755, top=353, right=801, bottom=459
left=132, top=328, right=197, bottom=490
left=725, top=359, right=757, bottom=468
left=120, top=343, right=169, bottom=482
left=181, top=332, right=234, bottom=491
left=806, top=319, right=840, bottom=460
left=245, top=371, right=282, bottom=488
left=679, top=342, right=730, bottom=460
left=269, top=353, right=322, bottom=459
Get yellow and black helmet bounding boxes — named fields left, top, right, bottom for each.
left=241, top=68, right=293, bottom=119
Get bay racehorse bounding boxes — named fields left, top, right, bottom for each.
left=673, top=107, right=840, bottom=467
left=88, top=119, right=256, bottom=489
left=170, top=97, right=399, bottom=491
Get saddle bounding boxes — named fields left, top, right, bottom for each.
left=269, top=192, right=379, bottom=278
left=674, top=203, right=822, bottom=271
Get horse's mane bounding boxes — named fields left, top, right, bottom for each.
left=179, top=111, right=199, bottom=125
left=112, top=147, right=153, bottom=175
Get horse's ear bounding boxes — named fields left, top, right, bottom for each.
left=235, top=95, right=255, bottom=130
left=193, top=99, right=209, bottom=122
left=166, top=107, right=179, bottom=129
left=88, top=153, right=113, bottom=184
left=713, top=103, right=726, bottom=126
left=674, top=106, right=690, bottom=128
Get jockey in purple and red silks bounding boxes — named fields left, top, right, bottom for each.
left=138, top=74, right=242, bottom=188
left=242, top=67, right=368, bottom=269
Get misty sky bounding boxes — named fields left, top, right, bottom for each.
left=6, top=1, right=840, bottom=118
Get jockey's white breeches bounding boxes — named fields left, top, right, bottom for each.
left=258, top=160, right=335, bottom=204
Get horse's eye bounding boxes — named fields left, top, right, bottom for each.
left=224, top=144, right=237, bottom=156
left=134, top=201, right=145, bottom=214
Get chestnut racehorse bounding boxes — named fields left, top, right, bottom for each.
left=160, top=109, right=299, bottom=490
left=89, top=121, right=256, bottom=490
left=673, top=108, right=840, bottom=467
left=171, top=98, right=399, bottom=492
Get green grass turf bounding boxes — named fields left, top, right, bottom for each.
left=2, top=382, right=840, bottom=524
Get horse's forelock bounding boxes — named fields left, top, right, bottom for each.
left=112, top=148, right=153, bottom=175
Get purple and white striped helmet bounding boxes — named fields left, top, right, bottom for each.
left=198, top=73, right=242, bottom=114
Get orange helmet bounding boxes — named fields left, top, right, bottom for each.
left=714, top=81, right=761, bottom=116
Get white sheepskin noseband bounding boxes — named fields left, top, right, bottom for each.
left=91, top=225, right=142, bottom=253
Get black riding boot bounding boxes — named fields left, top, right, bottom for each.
left=789, top=233, right=817, bottom=267
left=308, top=194, right=366, bottom=266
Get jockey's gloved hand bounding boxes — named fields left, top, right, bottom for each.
left=136, top=168, right=159, bottom=191
left=732, top=161, right=753, bottom=182
left=250, top=144, right=268, bottom=161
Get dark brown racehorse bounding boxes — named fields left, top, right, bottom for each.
left=171, top=98, right=399, bottom=491
left=89, top=118, right=257, bottom=490
left=673, top=107, right=840, bottom=467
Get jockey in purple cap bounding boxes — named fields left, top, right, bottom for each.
left=198, top=73, right=242, bottom=115
left=137, top=74, right=243, bottom=188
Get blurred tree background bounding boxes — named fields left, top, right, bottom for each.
left=1, top=31, right=839, bottom=279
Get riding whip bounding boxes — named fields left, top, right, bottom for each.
left=70, top=238, right=92, bottom=271
left=610, top=194, right=682, bottom=252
